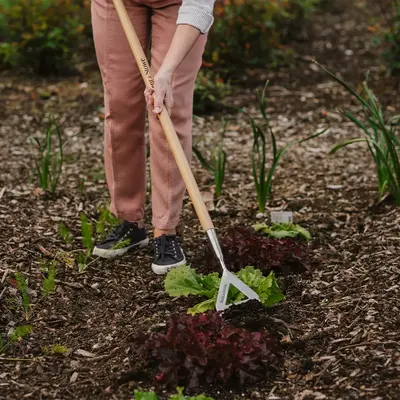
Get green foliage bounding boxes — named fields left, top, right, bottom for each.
left=15, top=272, right=30, bottom=320
left=134, top=392, right=158, bottom=400
left=134, top=388, right=214, bottom=400
left=0, top=336, right=4, bottom=353
left=194, top=70, right=231, bottom=113
left=253, top=222, right=311, bottom=240
left=204, top=0, right=318, bottom=77
left=315, top=61, right=400, bottom=204
left=80, top=213, right=93, bottom=255
left=247, top=81, right=327, bottom=213
left=41, top=261, right=57, bottom=297
left=165, top=265, right=284, bottom=315
left=9, top=325, right=32, bottom=342
left=375, top=1, right=400, bottom=73
left=95, top=205, right=121, bottom=239
left=58, top=222, right=72, bottom=244
left=0, top=0, right=90, bottom=74
left=77, top=212, right=94, bottom=272
left=193, top=122, right=228, bottom=198
left=42, top=344, right=68, bottom=355
left=28, top=117, right=64, bottom=194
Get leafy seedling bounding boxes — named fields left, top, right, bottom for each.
left=253, top=222, right=311, bottom=241
left=165, top=265, right=284, bottom=315
left=15, top=272, right=30, bottom=320
left=58, top=222, right=72, bottom=244
left=42, top=344, right=68, bottom=355
left=245, top=81, right=328, bottom=213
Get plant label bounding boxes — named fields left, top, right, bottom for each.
left=271, top=211, right=293, bottom=224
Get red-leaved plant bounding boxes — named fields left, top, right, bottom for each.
left=219, top=226, right=310, bottom=274
left=143, top=311, right=282, bottom=389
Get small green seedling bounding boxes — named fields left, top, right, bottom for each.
left=15, top=272, right=30, bottom=320
left=41, top=261, right=57, bottom=297
left=28, top=116, right=64, bottom=194
left=42, top=344, right=68, bottom=355
left=246, top=81, right=327, bottom=213
left=58, top=222, right=72, bottom=244
left=193, top=121, right=228, bottom=198
left=9, top=325, right=32, bottom=342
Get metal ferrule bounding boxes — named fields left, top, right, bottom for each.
left=206, top=228, right=227, bottom=271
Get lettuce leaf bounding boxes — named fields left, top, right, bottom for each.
left=164, top=265, right=214, bottom=298
left=188, top=297, right=217, bottom=316
left=234, top=266, right=285, bottom=305
left=165, top=265, right=284, bottom=314
left=170, top=387, right=214, bottom=400
left=134, top=391, right=158, bottom=400
left=135, top=388, right=214, bottom=400
left=253, top=223, right=311, bottom=241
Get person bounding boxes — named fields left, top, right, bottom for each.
left=90, top=0, right=215, bottom=274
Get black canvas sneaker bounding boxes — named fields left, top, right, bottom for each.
left=151, top=234, right=186, bottom=275
left=93, top=221, right=149, bottom=259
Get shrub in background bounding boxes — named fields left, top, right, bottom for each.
left=381, top=1, right=400, bottom=72
left=193, top=70, right=231, bottom=113
left=0, top=0, right=90, bottom=74
left=203, top=0, right=319, bottom=78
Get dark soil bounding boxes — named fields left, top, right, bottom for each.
left=222, top=299, right=292, bottom=337
left=1, top=0, right=400, bottom=399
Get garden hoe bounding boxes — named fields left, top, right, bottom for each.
left=112, top=0, right=260, bottom=311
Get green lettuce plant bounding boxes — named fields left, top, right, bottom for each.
left=134, top=387, right=214, bottom=400
left=165, top=265, right=284, bottom=315
left=253, top=222, right=311, bottom=240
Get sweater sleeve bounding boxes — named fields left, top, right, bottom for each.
left=176, top=0, right=215, bottom=34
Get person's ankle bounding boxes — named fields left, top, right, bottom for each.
left=154, top=228, right=176, bottom=238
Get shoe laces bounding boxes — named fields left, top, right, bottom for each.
left=154, top=235, right=179, bottom=260
left=108, top=221, right=136, bottom=241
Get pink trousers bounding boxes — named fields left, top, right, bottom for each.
left=91, top=0, right=207, bottom=229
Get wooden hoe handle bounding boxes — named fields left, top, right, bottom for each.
left=112, top=0, right=214, bottom=231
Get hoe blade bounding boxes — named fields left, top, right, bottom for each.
left=215, top=269, right=260, bottom=311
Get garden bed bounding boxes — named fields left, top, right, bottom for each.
left=1, top=1, right=399, bottom=399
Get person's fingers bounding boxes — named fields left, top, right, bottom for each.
left=165, top=91, right=174, bottom=115
left=144, top=87, right=154, bottom=107
left=154, top=88, right=165, bottom=114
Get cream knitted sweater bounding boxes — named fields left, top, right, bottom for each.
left=177, top=0, right=215, bottom=34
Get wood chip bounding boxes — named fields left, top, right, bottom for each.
left=75, top=349, right=95, bottom=358
left=69, top=372, right=79, bottom=383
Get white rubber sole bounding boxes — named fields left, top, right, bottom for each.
left=151, top=255, right=187, bottom=275
left=93, top=238, right=149, bottom=259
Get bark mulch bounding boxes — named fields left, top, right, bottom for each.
left=0, top=0, right=399, bottom=399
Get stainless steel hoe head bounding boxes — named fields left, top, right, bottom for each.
left=207, top=229, right=260, bottom=311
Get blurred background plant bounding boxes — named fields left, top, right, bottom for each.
left=193, top=70, right=231, bottom=114
left=380, top=0, right=400, bottom=73
left=203, top=0, right=319, bottom=79
left=0, top=0, right=322, bottom=108
left=0, top=0, right=91, bottom=74
left=369, top=1, right=400, bottom=74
